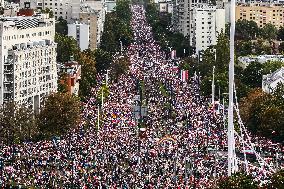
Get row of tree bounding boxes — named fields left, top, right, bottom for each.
left=179, top=30, right=284, bottom=143
left=240, top=86, right=284, bottom=142
left=100, top=0, right=133, bottom=54
left=0, top=93, right=81, bottom=144
left=235, top=19, right=284, bottom=41
left=145, top=3, right=194, bottom=57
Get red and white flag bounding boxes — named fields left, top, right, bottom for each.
left=180, top=70, right=189, bottom=82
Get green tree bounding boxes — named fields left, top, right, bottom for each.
left=278, top=42, right=284, bottom=53
left=41, top=8, right=54, bottom=18
left=97, top=83, right=110, bottom=105
left=241, top=61, right=263, bottom=88
left=115, top=0, right=132, bottom=22
left=55, top=33, right=80, bottom=63
left=236, top=40, right=253, bottom=56
left=55, top=17, right=68, bottom=35
left=216, top=172, right=258, bottom=189
left=77, top=50, right=97, bottom=99
left=0, top=102, right=37, bottom=144
left=235, top=20, right=259, bottom=40
left=94, top=48, right=112, bottom=73
left=277, top=26, right=284, bottom=41
left=260, top=23, right=278, bottom=40
left=110, top=54, right=130, bottom=81
left=38, top=93, right=81, bottom=139
left=240, top=87, right=284, bottom=142
left=252, top=39, right=272, bottom=55
left=101, top=0, right=133, bottom=54
left=215, top=32, right=230, bottom=73
left=262, top=61, right=284, bottom=75
left=199, top=47, right=215, bottom=77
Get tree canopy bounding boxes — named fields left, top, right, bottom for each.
left=37, top=93, right=81, bottom=139
left=0, top=102, right=37, bottom=144
left=55, top=33, right=80, bottom=63
left=100, top=0, right=133, bottom=54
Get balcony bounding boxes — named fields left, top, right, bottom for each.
left=4, top=89, right=13, bottom=94
left=4, top=60, right=13, bottom=65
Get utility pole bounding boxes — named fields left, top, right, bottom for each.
left=212, top=66, right=215, bottom=105
left=97, top=107, right=100, bottom=131
left=228, top=0, right=237, bottom=176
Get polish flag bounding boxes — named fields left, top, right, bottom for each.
left=181, top=70, right=189, bottom=82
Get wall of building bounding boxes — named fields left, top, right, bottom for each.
left=20, top=0, right=80, bottom=22
left=0, top=14, right=57, bottom=111
left=68, top=23, right=90, bottom=51
left=80, top=12, right=98, bottom=50
left=236, top=3, right=284, bottom=29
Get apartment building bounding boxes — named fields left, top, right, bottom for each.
left=67, top=2, right=105, bottom=50
left=190, top=4, right=225, bottom=53
left=79, top=12, right=99, bottom=50
left=236, top=3, right=284, bottom=28
left=20, top=0, right=80, bottom=22
left=68, top=22, right=90, bottom=50
left=177, top=0, right=208, bottom=36
left=0, top=13, right=58, bottom=112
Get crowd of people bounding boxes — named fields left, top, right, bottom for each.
left=0, top=4, right=283, bottom=188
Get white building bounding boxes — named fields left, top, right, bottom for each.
left=262, top=67, right=284, bottom=93
left=19, top=0, right=80, bottom=22
left=190, top=4, right=225, bottom=54
left=68, top=22, right=90, bottom=51
left=238, top=55, right=284, bottom=68
left=0, top=13, right=58, bottom=112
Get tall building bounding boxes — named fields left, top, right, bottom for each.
left=68, top=22, right=90, bottom=50
left=79, top=5, right=105, bottom=50
left=176, top=0, right=208, bottom=36
left=19, top=0, right=80, bottom=22
left=190, top=4, right=225, bottom=53
left=236, top=2, right=284, bottom=29
left=0, top=13, right=58, bottom=112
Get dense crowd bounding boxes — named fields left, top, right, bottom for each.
left=0, top=5, right=283, bottom=188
